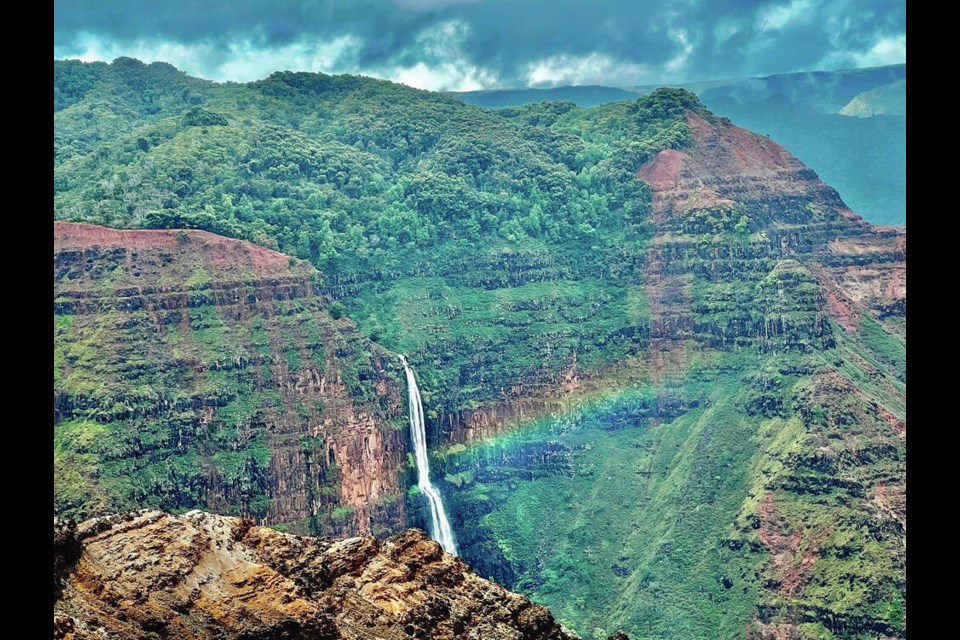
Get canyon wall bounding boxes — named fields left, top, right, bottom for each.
left=431, top=110, right=904, bottom=447
left=54, top=222, right=410, bottom=536
left=432, top=112, right=905, bottom=638
left=52, top=65, right=906, bottom=637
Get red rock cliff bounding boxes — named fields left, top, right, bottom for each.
left=54, top=222, right=409, bottom=537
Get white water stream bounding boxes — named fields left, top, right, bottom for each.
left=400, top=355, right=458, bottom=555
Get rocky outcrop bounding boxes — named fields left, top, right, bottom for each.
left=637, top=111, right=905, bottom=349
left=633, top=112, right=906, bottom=638
left=54, top=510, right=583, bottom=640
left=54, top=223, right=408, bottom=537
left=435, top=111, right=906, bottom=448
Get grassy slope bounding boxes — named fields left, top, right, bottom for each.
left=54, top=60, right=905, bottom=639
left=438, top=339, right=905, bottom=639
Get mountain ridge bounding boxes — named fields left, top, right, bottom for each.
left=54, top=60, right=905, bottom=638
left=451, top=64, right=906, bottom=226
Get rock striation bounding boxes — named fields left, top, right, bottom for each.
left=54, top=223, right=409, bottom=537
left=53, top=510, right=586, bottom=640
left=53, top=78, right=905, bottom=637
left=637, top=111, right=904, bottom=351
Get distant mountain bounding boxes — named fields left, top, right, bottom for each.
left=451, top=64, right=907, bottom=226
left=840, top=79, right=906, bottom=117
left=453, top=65, right=906, bottom=113
left=698, top=64, right=905, bottom=114
left=450, top=84, right=639, bottom=108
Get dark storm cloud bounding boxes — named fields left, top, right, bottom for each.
left=53, top=0, right=906, bottom=90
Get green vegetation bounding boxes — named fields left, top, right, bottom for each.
left=459, top=64, right=907, bottom=226
left=54, top=60, right=905, bottom=639
left=54, top=58, right=715, bottom=413
left=437, top=344, right=904, bottom=639
left=331, top=506, right=356, bottom=522
left=857, top=315, right=906, bottom=380
left=435, top=363, right=760, bottom=637
left=53, top=241, right=394, bottom=526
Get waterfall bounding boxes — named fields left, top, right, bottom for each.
left=400, top=355, right=458, bottom=555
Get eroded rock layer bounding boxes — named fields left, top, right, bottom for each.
left=434, top=111, right=905, bottom=639
left=637, top=111, right=904, bottom=352
left=626, top=113, right=906, bottom=637
left=54, top=510, right=580, bottom=640
left=54, top=223, right=408, bottom=537
left=53, top=74, right=906, bottom=638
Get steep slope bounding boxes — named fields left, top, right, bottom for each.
left=839, top=80, right=906, bottom=117
left=636, top=114, right=905, bottom=636
left=55, top=222, right=409, bottom=537
left=54, top=62, right=905, bottom=639
left=54, top=510, right=584, bottom=640
left=697, top=67, right=906, bottom=227
left=435, top=112, right=905, bottom=638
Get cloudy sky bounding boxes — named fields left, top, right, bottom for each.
left=54, top=0, right=906, bottom=91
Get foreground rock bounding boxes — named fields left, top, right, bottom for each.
left=54, top=510, right=600, bottom=640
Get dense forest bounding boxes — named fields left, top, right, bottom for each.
left=54, top=59, right=905, bottom=639
left=55, top=57, right=706, bottom=412
left=456, top=64, right=907, bottom=226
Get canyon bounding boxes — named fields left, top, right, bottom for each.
left=54, top=222, right=409, bottom=538
left=434, top=109, right=905, bottom=638
left=54, top=60, right=905, bottom=639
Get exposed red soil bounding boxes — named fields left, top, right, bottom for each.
left=828, top=236, right=905, bottom=259
left=819, top=276, right=862, bottom=331
left=756, top=493, right=831, bottom=599
left=684, top=112, right=799, bottom=176
left=746, top=618, right=805, bottom=640
left=871, top=483, right=906, bottom=531
left=835, top=207, right=866, bottom=222
left=634, top=112, right=906, bottom=334
left=637, top=148, right=689, bottom=190
left=636, top=111, right=843, bottom=225
left=877, top=406, right=907, bottom=437
left=814, top=261, right=905, bottom=331
left=54, top=222, right=303, bottom=277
